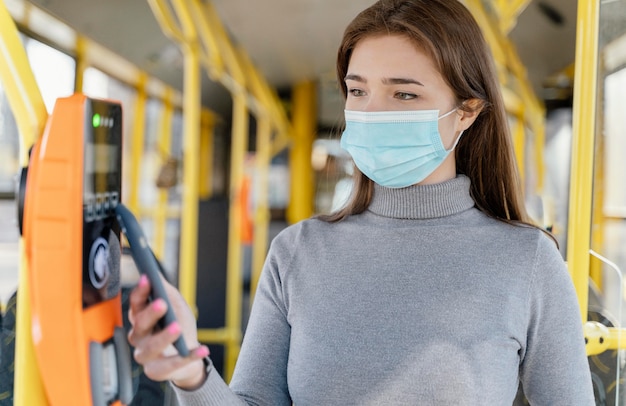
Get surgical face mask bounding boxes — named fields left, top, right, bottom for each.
left=340, top=108, right=463, bottom=188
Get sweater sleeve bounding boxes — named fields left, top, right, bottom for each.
left=520, top=234, right=595, bottom=405
left=227, top=233, right=293, bottom=405
left=170, top=358, right=247, bottom=405
left=171, top=230, right=294, bottom=405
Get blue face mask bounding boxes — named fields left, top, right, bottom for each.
left=340, top=108, right=463, bottom=188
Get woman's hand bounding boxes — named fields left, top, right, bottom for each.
left=128, top=274, right=210, bottom=389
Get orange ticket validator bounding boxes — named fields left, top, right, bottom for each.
left=22, top=94, right=133, bottom=406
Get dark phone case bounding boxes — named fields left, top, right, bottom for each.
left=115, top=203, right=189, bottom=357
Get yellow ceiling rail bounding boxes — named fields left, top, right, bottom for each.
left=171, top=0, right=196, bottom=34
left=147, top=0, right=186, bottom=44
left=464, top=0, right=507, bottom=73
left=203, top=2, right=245, bottom=86
left=175, top=0, right=294, bottom=151
left=236, top=46, right=293, bottom=154
left=186, top=0, right=224, bottom=79
left=9, top=0, right=184, bottom=109
left=0, top=0, right=47, bottom=164
left=494, top=0, right=532, bottom=34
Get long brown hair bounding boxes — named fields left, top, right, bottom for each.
left=321, top=0, right=532, bottom=228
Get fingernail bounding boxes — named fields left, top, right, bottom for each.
left=152, top=299, right=165, bottom=312
left=139, top=274, right=148, bottom=287
left=167, top=322, right=180, bottom=335
left=196, top=346, right=209, bottom=357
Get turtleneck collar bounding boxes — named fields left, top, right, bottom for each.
left=367, top=175, right=475, bottom=219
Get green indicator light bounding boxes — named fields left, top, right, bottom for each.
left=92, top=113, right=101, bottom=128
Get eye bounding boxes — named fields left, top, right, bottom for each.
left=348, top=88, right=366, bottom=97
left=395, top=92, right=417, bottom=100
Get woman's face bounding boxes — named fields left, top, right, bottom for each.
left=344, top=34, right=477, bottom=185
left=344, top=34, right=462, bottom=149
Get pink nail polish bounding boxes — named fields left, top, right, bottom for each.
left=138, top=274, right=148, bottom=287
left=197, top=346, right=210, bottom=357
left=167, top=322, right=180, bottom=335
left=152, top=299, right=165, bottom=311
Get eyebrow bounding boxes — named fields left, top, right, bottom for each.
left=344, top=74, right=424, bottom=86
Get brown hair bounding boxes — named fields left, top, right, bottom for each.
left=321, top=0, right=533, bottom=228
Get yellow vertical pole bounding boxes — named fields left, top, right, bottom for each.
left=286, top=80, right=317, bottom=224
left=176, top=37, right=201, bottom=312
left=0, top=2, right=48, bottom=404
left=533, top=114, right=545, bottom=192
left=202, top=2, right=249, bottom=380
left=74, top=36, right=87, bottom=93
left=145, top=0, right=196, bottom=303
left=154, top=89, right=174, bottom=259
left=148, top=0, right=215, bottom=362
left=235, top=47, right=270, bottom=300
left=14, top=246, right=49, bottom=405
left=589, top=89, right=605, bottom=291
left=224, top=93, right=248, bottom=381
left=512, top=115, right=526, bottom=186
left=127, top=74, right=148, bottom=214
left=567, top=0, right=599, bottom=323
left=251, top=116, right=271, bottom=300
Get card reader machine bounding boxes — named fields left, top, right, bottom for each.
left=21, top=94, right=133, bottom=406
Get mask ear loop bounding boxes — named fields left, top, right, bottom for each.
left=445, top=130, right=465, bottom=152
left=440, top=105, right=465, bottom=152
left=438, top=107, right=459, bottom=119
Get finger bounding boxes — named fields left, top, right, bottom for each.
left=129, top=275, right=151, bottom=309
left=133, top=321, right=207, bottom=364
left=127, top=298, right=168, bottom=346
left=128, top=275, right=152, bottom=326
left=132, top=320, right=181, bottom=364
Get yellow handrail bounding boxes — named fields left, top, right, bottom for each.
left=567, top=0, right=599, bottom=324
left=127, top=74, right=148, bottom=214
left=154, top=89, right=175, bottom=259
left=286, top=81, right=317, bottom=224
left=0, top=1, right=46, bottom=160
left=494, top=0, right=532, bottom=34
left=585, top=324, right=626, bottom=356
left=0, top=1, right=48, bottom=404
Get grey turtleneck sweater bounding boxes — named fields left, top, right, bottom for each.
left=174, top=175, right=594, bottom=405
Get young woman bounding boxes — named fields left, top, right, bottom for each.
left=128, top=0, right=595, bottom=404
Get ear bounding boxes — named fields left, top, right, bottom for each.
left=455, top=98, right=483, bottom=132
